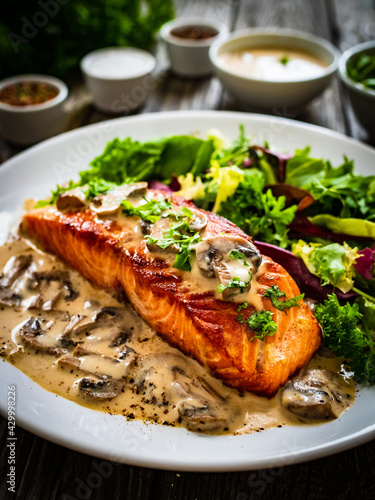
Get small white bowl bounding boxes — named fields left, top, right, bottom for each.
left=160, top=17, right=229, bottom=78
left=339, top=41, right=375, bottom=136
left=81, top=47, right=156, bottom=114
left=209, top=28, right=340, bottom=112
left=0, top=74, right=68, bottom=146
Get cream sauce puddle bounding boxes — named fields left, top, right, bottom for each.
left=0, top=238, right=355, bottom=435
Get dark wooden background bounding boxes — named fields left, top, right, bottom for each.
left=1, top=1, right=375, bottom=499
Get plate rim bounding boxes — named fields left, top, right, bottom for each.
left=1, top=109, right=375, bottom=472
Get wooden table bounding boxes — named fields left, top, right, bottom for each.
left=1, top=1, right=375, bottom=498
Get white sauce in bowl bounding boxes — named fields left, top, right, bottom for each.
left=82, top=48, right=155, bottom=80
left=220, top=47, right=329, bottom=81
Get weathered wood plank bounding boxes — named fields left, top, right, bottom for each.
left=332, top=0, right=375, bottom=144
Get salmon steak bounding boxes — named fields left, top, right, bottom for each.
left=22, top=183, right=321, bottom=396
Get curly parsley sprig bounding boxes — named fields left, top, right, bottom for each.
left=315, top=294, right=375, bottom=384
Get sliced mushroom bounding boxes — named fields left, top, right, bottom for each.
left=110, top=330, right=131, bottom=347
left=0, top=254, right=33, bottom=306
left=174, top=376, right=231, bottom=432
left=195, top=236, right=262, bottom=299
left=135, top=352, right=232, bottom=432
left=0, top=254, right=32, bottom=288
left=186, top=208, right=208, bottom=232
left=117, top=346, right=138, bottom=365
left=146, top=217, right=179, bottom=254
left=61, top=307, right=133, bottom=347
left=140, top=218, right=153, bottom=235
left=90, top=182, right=148, bottom=216
left=0, top=289, right=22, bottom=307
left=26, top=270, right=78, bottom=310
left=281, top=369, right=353, bottom=420
left=56, top=188, right=87, bottom=212
left=163, top=207, right=207, bottom=232
left=78, top=376, right=124, bottom=400
left=58, top=345, right=136, bottom=379
left=177, top=401, right=228, bottom=432
left=18, top=317, right=68, bottom=355
left=59, top=314, right=85, bottom=348
left=146, top=208, right=207, bottom=254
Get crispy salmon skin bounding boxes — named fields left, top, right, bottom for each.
left=22, top=188, right=321, bottom=396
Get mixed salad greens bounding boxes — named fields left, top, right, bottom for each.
left=38, top=126, right=375, bottom=384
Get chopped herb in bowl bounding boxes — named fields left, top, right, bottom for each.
left=346, top=51, right=375, bottom=90
left=339, top=41, right=375, bottom=134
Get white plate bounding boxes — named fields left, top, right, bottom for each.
left=0, top=110, right=374, bottom=471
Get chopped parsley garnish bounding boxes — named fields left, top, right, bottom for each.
left=217, top=274, right=251, bottom=294
left=315, top=294, right=375, bottom=384
left=279, top=54, right=290, bottom=65
left=145, top=219, right=202, bottom=272
left=164, top=206, right=194, bottom=220
left=121, top=198, right=172, bottom=223
left=84, top=179, right=117, bottom=200
left=237, top=310, right=277, bottom=341
left=229, top=250, right=250, bottom=267
left=263, top=285, right=304, bottom=313
left=237, top=302, right=248, bottom=312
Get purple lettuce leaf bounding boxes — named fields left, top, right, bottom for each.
left=148, top=180, right=174, bottom=192
left=250, top=146, right=294, bottom=182
left=354, top=247, right=375, bottom=280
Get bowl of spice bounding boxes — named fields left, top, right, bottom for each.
left=209, top=28, right=340, bottom=112
left=339, top=40, right=375, bottom=136
left=160, top=17, right=229, bottom=78
left=0, top=74, right=68, bottom=145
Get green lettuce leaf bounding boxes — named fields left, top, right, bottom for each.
left=207, top=163, right=246, bottom=213
left=217, top=169, right=296, bottom=247
left=292, top=240, right=358, bottom=293
left=153, top=136, right=214, bottom=179
left=285, top=147, right=326, bottom=187
left=309, top=214, right=375, bottom=239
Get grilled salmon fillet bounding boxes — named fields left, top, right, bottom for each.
left=22, top=189, right=321, bottom=396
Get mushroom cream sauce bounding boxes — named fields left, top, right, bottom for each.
left=0, top=193, right=355, bottom=435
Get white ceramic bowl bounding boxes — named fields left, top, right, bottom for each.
left=339, top=41, right=375, bottom=136
left=0, top=74, right=68, bottom=146
left=209, top=28, right=340, bottom=112
left=160, top=17, right=229, bottom=78
left=80, top=47, right=156, bottom=114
